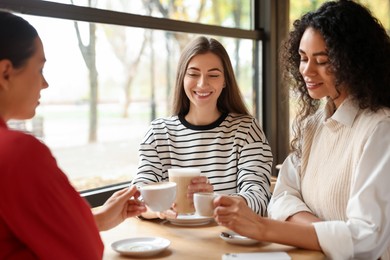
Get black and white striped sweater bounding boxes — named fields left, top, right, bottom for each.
left=132, top=113, right=273, bottom=215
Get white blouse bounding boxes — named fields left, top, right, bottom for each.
left=268, top=98, right=390, bottom=259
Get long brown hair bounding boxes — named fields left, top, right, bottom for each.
left=172, top=36, right=250, bottom=116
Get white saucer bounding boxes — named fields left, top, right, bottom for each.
left=167, top=214, right=213, bottom=226
left=220, top=231, right=259, bottom=245
left=111, top=237, right=170, bottom=257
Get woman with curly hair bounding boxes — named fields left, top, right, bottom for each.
left=213, top=1, right=390, bottom=259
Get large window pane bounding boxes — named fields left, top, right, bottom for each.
left=47, top=0, right=253, bottom=30
left=9, top=14, right=255, bottom=191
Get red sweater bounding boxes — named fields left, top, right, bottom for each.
left=0, top=119, right=103, bottom=259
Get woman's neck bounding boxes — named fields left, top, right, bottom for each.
left=331, top=87, right=349, bottom=109
left=185, top=108, right=222, bottom=126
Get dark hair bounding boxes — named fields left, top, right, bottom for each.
left=172, top=36, right=250, bottom=116
left=281, top=0, right=390, bottom=157
left=0, top=10, right=38, bottom=68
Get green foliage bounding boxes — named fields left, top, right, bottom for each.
left=290, top=0, right=390, bottom=32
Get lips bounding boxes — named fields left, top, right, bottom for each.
left=195, top=91, right=212, bottom=97
left=305, top=82, right=322, bottom=90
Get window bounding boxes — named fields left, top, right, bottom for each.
left=51, top=0, right=253, bottom=30
left=1, top=1, right=264, bottom=204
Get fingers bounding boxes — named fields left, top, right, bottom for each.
left=191, top=176, right=208, bottom=184
left=187, top=177, right=213, bottom=195
left=126, top=200, right=147, bottom=217
left=214, top=195, right=234, bottom=207
left=164, top=209, right=178, bottom=219
left=116, top=186, right=138, bottom=201
left=157, top=209, right=177, bottom=219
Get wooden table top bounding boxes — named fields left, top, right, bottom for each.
left=100, top=217, right=325, bottom=260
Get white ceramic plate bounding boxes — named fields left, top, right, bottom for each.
left=111, top=237, right=170, bottom=257
left=220, top=231, right=259, bottom=245
left=167, top=214, right=213, bottom=226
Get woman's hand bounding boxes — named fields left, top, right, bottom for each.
left=94, top=186, right=146, bottom=231
left=140, top=205, right=178, bottom=220
left=213, top=195, right=265, bottom=240
left=155, top=208, right=178, bottom=219
left=187, top=176, right=213, bottom=202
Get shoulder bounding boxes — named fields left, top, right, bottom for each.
left=363, top=107, right=390, bottom=121
left=150, top=116, right=181, bottom=128
left=0, top=129, right=60, bottom=185
left=225, top=113, right=258, bottom=125
left=224, top=113, right=266, bottom=138
left=358, top=107, right=390, bottom=133
left=0, top=129, right=50, bottom=161
left=142, top=116, right=183, bottom=141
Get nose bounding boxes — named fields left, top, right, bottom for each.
left=42, top=76, right=49, bottom=89
left=301, top=60, right=317, bottom=77
left=197, top=75, right=208, bottom=87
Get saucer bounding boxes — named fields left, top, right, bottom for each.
left=220, top=231, right=259, bottom=245
left=111, top=237, right=170, bottom=257
left=167, top=214, right=213, bottom=226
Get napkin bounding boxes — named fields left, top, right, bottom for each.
left=222, top=252, right=291, bottom=260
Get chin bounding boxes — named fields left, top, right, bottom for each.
left=20, top=111, right=36, bottom=120
left=308, top=93, right=325, bottom=100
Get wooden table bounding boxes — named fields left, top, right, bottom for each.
left=100, top=218, right=325, bottom=260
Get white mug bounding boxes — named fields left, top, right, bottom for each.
left=139, top=182, right=176, bottom=212
left=193, top=192, right=217, bottom=217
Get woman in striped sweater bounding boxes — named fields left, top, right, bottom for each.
left=214, top=1, right=390, bottom=259
left=132, top=36, right=273, bottom=219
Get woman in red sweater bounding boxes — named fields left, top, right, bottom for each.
left=0, top=10, right=146, bottom=259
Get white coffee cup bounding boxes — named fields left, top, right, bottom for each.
left=168, top=168, right=201, bottom=214
left=194, top=192, right=217, bottom=217
left=139, top=182, right=177, bottom=212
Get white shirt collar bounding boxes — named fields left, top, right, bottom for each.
left=324, top=97, right=359, bottom=128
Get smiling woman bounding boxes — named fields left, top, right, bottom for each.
left=298, top=28, right=345, bottom=106
left=132, top=36, right=273, bottom=220
left=183, top=52, right=226, bottom=125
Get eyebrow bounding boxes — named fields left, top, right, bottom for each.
left=298, top=49, right=328, bottom=56
left=187, top=67, right=223, bottom=72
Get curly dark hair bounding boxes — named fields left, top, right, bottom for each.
left=281, top=0, right=390, bottom=157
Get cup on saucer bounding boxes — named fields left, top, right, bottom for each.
left=194, top=192, right=217, bottom=217
left=168, top=168, right=201, bottom=214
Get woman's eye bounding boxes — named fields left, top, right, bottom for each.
left=317, top=60, right=329, bottom=65
left=186, top=72, right=199, bottom=77
left=209, top=74, right=220, bottom=78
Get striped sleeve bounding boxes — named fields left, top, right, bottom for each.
left=233, top=117, right=273, bottom=215
left=132, top=125, right=165, bottom=186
